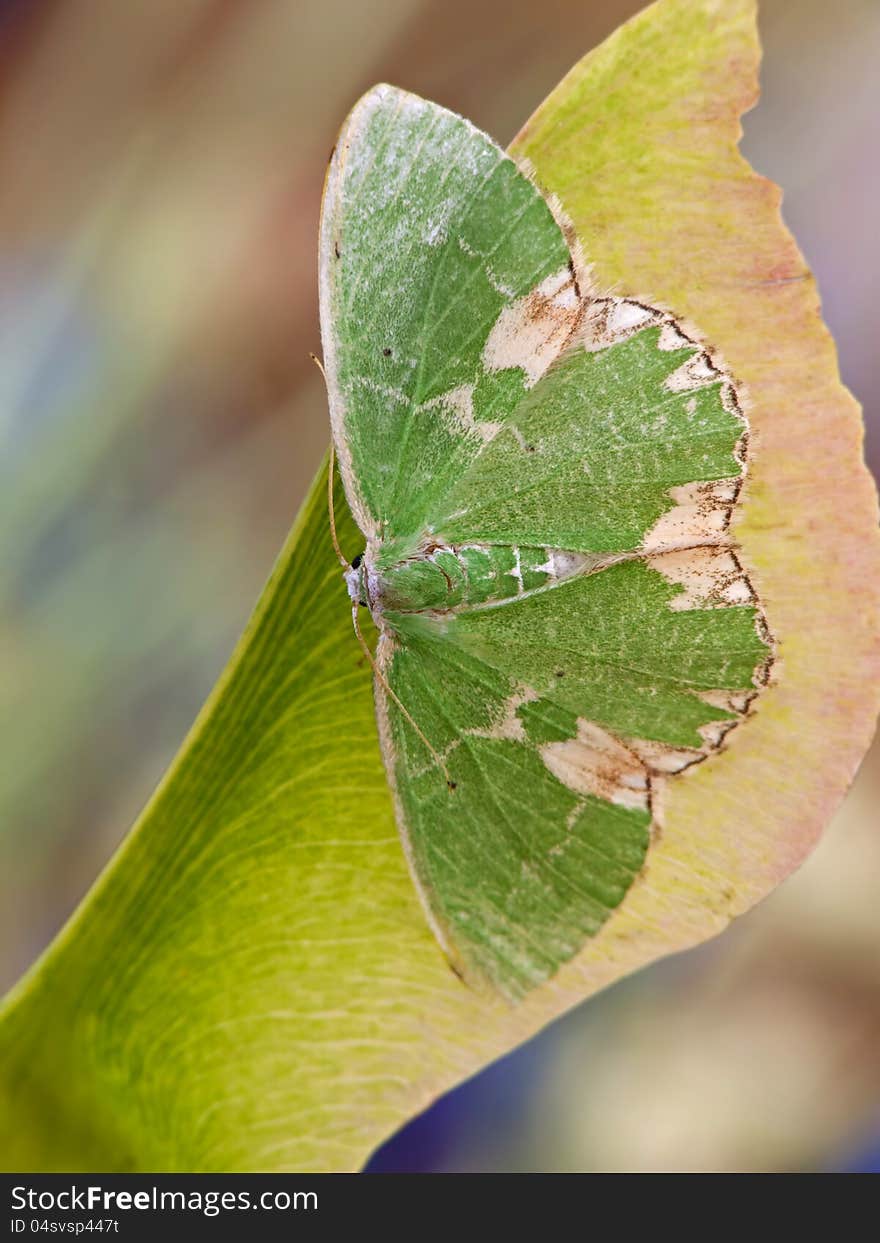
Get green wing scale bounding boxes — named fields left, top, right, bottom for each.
left=319, top=85, right=772, bottom=998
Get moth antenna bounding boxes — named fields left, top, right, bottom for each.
left=326, top=440, right=350, bottom=569
left=351, top=604, right=455, bottom=791
left=309, top=352, right=349, bottom=569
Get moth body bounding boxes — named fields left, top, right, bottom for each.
left=348, top=541, right=600, bottom=619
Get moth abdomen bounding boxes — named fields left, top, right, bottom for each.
left=368, top=541, right=604, bottom=615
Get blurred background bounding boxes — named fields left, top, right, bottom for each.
left=0, top=0, right=877, bottom=1172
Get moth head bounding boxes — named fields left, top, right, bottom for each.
left=344, top=553, right=368, bottom=607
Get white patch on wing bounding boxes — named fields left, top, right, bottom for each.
left=664, top=351, right=721, bottom=392
left=469, top=686, right=539, bottom=743
left=606, top=300, right=657, bottom=334
left=721, top=577, right=754, bottom=604
left=540, top=720, right=650, bottom=811
left=698, top=718, right=739, bottom=748
left=642, top=478, right=740, bottom=553
left=627, top=737, right=705, bottom=774
left=420, top=383, right=501, bottom=444
left=538, top=268, right=570, bottom=296
left=658, top=321, right=693, bottom=351
left=482, top=266, right=582, bottom=386
left=648, top=546, right=754, bottom=611
left=579, top=297, right=660, bottom=350
left=699, top=689, right=754, bottom=714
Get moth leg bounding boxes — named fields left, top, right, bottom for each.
left=351, top=605, right=456, bottom=790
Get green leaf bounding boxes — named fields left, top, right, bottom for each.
left=2, top=0, right=878, bottom=1171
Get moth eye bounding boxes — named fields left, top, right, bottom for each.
left=555, top=670, right=565, bottom=678
left=351, top=553, right=363, bottom=569
left=524, top=444, right=536, bottom=453
left=382, top=347, right=392, bottom=357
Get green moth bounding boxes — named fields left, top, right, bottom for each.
left=319, top=84, right=773, bottom=1000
